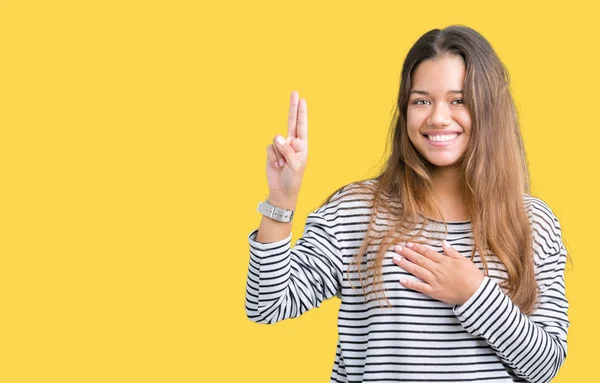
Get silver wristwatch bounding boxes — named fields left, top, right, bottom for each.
left=256, top=197, right=295, bottom=223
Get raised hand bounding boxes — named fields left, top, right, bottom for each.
left=265, top=91, right=308, bottom=205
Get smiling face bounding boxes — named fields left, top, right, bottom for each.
left=406, top=55, right=472, bottom=169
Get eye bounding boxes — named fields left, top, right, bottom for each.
left=411, top=99, right=465, bottom=106
left=413, top=99, right=430, bottom=105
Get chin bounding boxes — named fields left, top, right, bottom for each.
left=423, top=155, right=463, bottom=168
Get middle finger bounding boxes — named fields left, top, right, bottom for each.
left=394, top=245, right=438, bottom=272
left=392, top=255, right=435, bottom=284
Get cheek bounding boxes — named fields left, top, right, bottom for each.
left=406, top=111, right=424, bottom=138
left=456, top=110, right=472, bottom=133
left=406, top=109, right=422, bottom=126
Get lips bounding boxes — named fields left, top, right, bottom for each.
left=424, top=133, right=462, bottom=146
left=421, top=131, right=462, bottom=136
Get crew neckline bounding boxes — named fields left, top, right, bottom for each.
left=419, top=213, right=471, bottom=225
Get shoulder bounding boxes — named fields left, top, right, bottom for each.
left=523, top=193, right=564, bottom=259
left=313, top=179, right=378, bottom=217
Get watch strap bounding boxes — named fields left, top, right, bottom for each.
left=256, top=198, right=294, bottom=222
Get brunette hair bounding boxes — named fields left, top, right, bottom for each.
left=318, top=25, right=542, bottom=315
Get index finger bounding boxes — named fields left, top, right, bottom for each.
left=287, top=90, right=299, bottom=139
left=406, top=242, right=444, bottom=263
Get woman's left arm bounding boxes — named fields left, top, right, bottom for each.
left=453, top=207, right=569, bottom=383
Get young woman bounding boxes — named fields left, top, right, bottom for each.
left=246, top=25, right=569, bottom=383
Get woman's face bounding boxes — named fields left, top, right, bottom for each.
left=406, top=55, right=472, bottom=169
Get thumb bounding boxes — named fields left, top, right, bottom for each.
left=442, top=240, right=462, bottom=259
left=274, top=135, right=300, bottom=171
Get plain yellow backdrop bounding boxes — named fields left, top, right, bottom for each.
left=1, top=0, right=598, bottom=382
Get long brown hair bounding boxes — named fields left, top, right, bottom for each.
left=318, top=25, right=541, bottom=315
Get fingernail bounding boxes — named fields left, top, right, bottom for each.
left=406, top=242, right=414, bottom=248
left=278, top=158, right=285, bottom=166
left=442, top=240, right=450, bottom=247
left=395, top=245, right=402, bottom=252
left=276, top=136, right=285, bottom=146
left=393, top=255, right=402, bottom=263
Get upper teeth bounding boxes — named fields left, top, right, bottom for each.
left=428, top=133, right=458, bottom=142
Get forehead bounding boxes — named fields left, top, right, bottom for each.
left=410, top=55, right=466, bottom=95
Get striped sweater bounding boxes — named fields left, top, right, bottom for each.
left=245, top=182, right=569, bottom=383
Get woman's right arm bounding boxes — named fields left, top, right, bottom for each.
left=245, top=91, right=343, bottom=324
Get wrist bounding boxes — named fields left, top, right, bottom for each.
left=267, top=193, right=298, bottom=210
left=460, top=274, right=486, bottom=306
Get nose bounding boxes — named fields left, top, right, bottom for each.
left=427, top=103, right=452, bottom=127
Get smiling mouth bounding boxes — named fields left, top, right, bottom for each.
left=423, top=133, right=462, bottom=143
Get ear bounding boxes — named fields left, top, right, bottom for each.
left=442, top=240, right=463, bottom=259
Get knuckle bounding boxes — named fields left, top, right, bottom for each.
left=287, top=161, right=298, bottom=172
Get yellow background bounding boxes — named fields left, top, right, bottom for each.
left=1, top=1, right=597, bottom=382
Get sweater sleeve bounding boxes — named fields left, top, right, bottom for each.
left=453, top=201, right=569, bottom=383
left=244, top=200, right=344, bottom=324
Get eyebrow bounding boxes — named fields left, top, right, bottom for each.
left=409, top=89, right=463, bottom=95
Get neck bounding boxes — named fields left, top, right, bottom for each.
left=429, top=166, right=469, bottom=221
left=431, top=166, right=462, bottom=196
